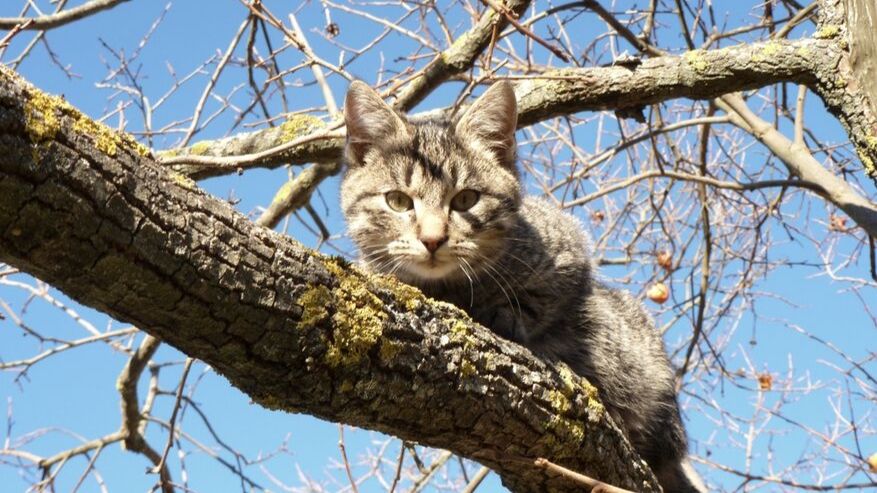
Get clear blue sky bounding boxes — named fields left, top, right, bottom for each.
left=1, top=1, right=875, bottom=492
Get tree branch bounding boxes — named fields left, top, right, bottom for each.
left=0, top=0, right=132, bottom=31
left=0, top=67, right=658, bottom=492
left=166, top=37, right=830, bottom=178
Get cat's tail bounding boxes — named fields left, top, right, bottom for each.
left=680, top=458, right=707, bottom=493
left=656, top=457, right=707, bottom=493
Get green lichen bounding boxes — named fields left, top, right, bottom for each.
left=557, top=366, right=577, bottom=396
left=548, top=389, right=571, bottom=413
left=74, top=115, right=151, bottom=157
left=331, top=256, right=428, bottom=312
left=324, top=276, right=387, bottom=367
left=449, top=320, right=470, bottom=341
left=24, top=90, right=65, bottom=144
left=73, top=117, right=119, bottom=156
left=190, top=141, right=211, bottom=155
left=392, top=281, right=425, bottom=311
left=277, top=114, right=325, bottom=145
left=546, top=415, right=586, bottom=444
left=159, top=148, right=181, bottom=158
left=862, top=155, right=875, bottom=176
left=170, top=171, right=199, bottom=191
left=582, top=381, right=605, bottom=416
left=752, top=40, right=782, bottom=62
left=449, top=319, right=479, bottom=368
left=555, top=365, right=605, bottom=418
left=379, top=340, right=403, bottom=363
left=294, top=263, right=389, bottom=367
left=22, top=82, right=151, bottom=159
left=683, top=50, right=709, bottom=73
left=297, top=284, right=332, bottom=329
left=814, top=25, right=840, bottom=39
left=763, top=41, right=782, bottom=56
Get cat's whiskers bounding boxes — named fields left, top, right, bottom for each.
left=471, top=252, right=523, bottom=321
left=456, top=257, right=477, bottom=307
left=494, top=248, right=540, bottom=277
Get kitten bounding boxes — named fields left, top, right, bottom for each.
left=341, top=81, right=706, bottom=493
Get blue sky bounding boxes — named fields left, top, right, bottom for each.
left=1, top=1, right=875, bottom=492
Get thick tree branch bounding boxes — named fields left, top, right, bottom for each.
left=0, top=68, right=659, bottom=492
left=816, top=0, right=877, bottom=178
left=167, top=37, right=830, bottom=179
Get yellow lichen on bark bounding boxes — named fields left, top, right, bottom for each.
left=12, top=65, right=151, bottom=159
left=277, top=114, right=325, bottom=145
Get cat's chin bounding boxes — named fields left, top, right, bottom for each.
left=396, top=259, right=464, bottom=283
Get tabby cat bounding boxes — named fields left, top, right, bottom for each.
left=340, top=80, right=705, bottom=493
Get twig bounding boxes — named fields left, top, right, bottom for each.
left=460, top=466, right=490, bottom=493
left=388, top=443, right=405, bottom=493
left=288, top=12, right=339, bottom=117
left=479, top=0, right=570, bottom=62
left=337, top=425, right=360, bottom=493
left=533, top=457, right=636, bottom=493
left=562, top=170, right=825, bottom=208
left=151, top=357, right=194, bottom=476
left=772, top=2, right=819, bottom=39
left=408, top=450, right=453, bottom=493
left=179, top=18, right=249, bottom=146
left=0, top=19, right=33, bottom=55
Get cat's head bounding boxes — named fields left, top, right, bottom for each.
left=341, top=81, right=521, bottom=285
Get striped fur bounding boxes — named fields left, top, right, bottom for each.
left=341, top=81, right=705, bottom=493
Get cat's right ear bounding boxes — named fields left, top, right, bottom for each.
left=344, top=81, right=409, bottom=165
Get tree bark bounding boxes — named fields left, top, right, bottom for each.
left=0, top=67, right=658, bottom=493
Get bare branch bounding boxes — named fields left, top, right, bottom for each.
left=0, top=0, right=131, bottom=31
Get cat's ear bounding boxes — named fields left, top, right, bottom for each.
left=454, top=81, right=518, bottom=166
left=344, top=81, right=409, bottom=165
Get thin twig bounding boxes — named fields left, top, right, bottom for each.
left=151, top=357, right=194, bottom=476
left=480, top=0, right=570, bottom=62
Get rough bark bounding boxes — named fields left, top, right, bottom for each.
left=824, top=0, right=877, bottom=177
left=0, top=68, right=659, bottom=492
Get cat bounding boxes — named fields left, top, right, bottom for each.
left=340, top=80, right=706, bottom=493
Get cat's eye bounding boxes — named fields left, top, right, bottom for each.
left=385, top=191, right=414, bottom=212
left=450, top=189, right=480, bottom=211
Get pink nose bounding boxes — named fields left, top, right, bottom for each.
left=420, top=236, right=448, bottom=253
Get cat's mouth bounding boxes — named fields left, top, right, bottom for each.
left=401, top=254, right=462, bottom=281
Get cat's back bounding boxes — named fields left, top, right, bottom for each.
left=511, top=196, right=596, bottom=277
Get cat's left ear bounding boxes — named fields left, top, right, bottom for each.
left=454, top=81, right=518, bottom=167
left=344, top=81, right=410, bottom=165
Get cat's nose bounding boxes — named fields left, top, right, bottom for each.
left=420, top=235, right=448, bottom=253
